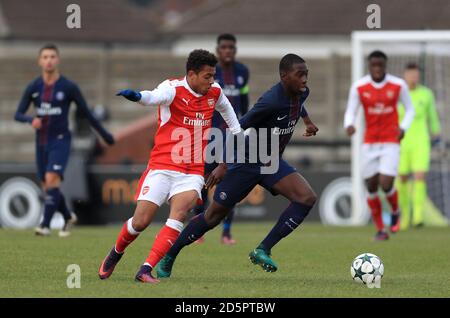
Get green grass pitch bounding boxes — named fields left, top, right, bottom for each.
left=1, top=223, right=449, bottom=297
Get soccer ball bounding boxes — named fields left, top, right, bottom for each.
left=350, top=253, right=384, bottom=285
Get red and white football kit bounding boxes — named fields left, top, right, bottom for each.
left=344, top=74, right=415, bottom=179
left=135, top=77, right=241, bottom=206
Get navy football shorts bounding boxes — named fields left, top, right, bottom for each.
left=213, top=159, right=296, bottom=208
left=36, top=133, right=71, bottom=181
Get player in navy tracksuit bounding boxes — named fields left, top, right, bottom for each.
left=193, top=33, right=250, bottom=244
left=14, top=44, right=114, bottom=237
left=157, top=54, right=319, bottom=277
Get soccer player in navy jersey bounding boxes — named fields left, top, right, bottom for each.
left=14, top=44, right=115, bottom=237
left=157, top=53, right=319, bottom=277
left=193, top=33, right=250, bottom=245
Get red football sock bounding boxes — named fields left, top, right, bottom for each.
left=115, top=218, right=140, bottom=253
left=367, top=195, right=384, bottom=231
left=386, top=188, right=399, bottom=214
left=145, top=222, right=182, bottom=268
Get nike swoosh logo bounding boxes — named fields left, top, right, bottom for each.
left=167, top=239, right=174, bottom=246
left=277, top=115, right=287, bottom=121
left=98, top=260, right=108, bottom=276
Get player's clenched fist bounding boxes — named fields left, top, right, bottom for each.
left=303, top=122, right=319, bottom=137
left=31, top=117, right=42, bottom=130
left=346, top=125, right=356, bottom=136
left=116, top=89, right=142, bottom=102
left=206, top=163, right=227, bottom=189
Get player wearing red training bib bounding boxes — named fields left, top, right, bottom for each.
left=98, top=49, right=241, bottom=283
left=344, top=50, right=415, bottom=241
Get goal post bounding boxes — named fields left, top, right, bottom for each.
left=350, top=30, right=450, bottom=223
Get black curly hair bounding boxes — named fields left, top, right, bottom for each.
left=186, top=49, right=218, bottom=74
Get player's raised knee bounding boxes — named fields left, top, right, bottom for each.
left=289, top=187, right=317, bottom=207
left=302, top=190, right=317, bottom=207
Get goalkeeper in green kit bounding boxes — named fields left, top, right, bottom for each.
left=398, top=62, right=441, bottom=229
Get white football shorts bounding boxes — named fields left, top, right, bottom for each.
left=361, top=143, right=400, bottom=179
left=136, top=169, right=204, bottom=206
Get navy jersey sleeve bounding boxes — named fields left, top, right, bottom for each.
left=14, top=83, right=34, bottom=124
left=239, top=93, right=275, bottom=130
left=70, top=83, right=110, bottom=139
left=239, top=65, right=250, bottom=115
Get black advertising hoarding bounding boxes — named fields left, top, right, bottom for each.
left=0, top=163, right=358, bottom=227
left=88, top=166, right=349, bottom=224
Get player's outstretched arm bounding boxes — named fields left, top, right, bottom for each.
left=119, top=80, right=176, bottom=107
left=116, top=89, right=142, bottom=102
left=72, top=84, right=115, bottom=145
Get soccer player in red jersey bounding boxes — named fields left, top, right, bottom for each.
left=344, top=51, right=415, bottom=240
left=98, top=49, right=241, bottom=283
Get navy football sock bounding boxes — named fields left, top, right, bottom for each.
left=167, top=213, right=210, bottom=258
left=222, top=209, right=235, bottom=237
left=58, top=192, right=72, bottom=220
left=41, top=188, right=62, bottom=228
left=259, top=202, right=312, bottom=253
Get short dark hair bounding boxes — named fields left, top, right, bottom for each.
left=217, top=33, right=236, bottom=45
left=39, top=43, right=59, bottom=55
left=368, top=50, right=387, bottom=61
left=279, top=53, right=305, bottom=74
left=405, top=62, right=420, bottom=70
left=186, top=49, right=218, bottom=73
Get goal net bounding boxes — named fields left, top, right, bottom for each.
left=351, top=31, right=450, bottom=225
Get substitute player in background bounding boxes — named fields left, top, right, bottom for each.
left=98, top=49, right=241, bottom=284
left=156, top=53, right=319, bottom=277
left=398, top=62, right=441, bottom=229
left=14, top=44, right=115, bottom=237
left=192, top=33, right=250, bottom=245
left=344, top=50, right=415, bottom=241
